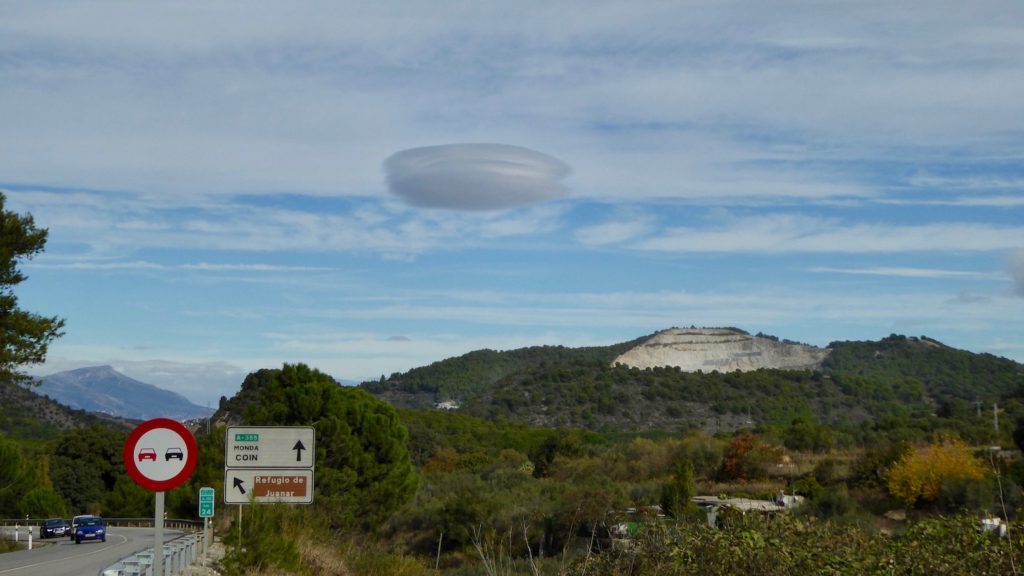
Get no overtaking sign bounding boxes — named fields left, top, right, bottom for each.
left=124, top=418, right=198, bottom=492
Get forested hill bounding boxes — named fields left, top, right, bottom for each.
left=362, top=332, right=1024, bottom=434
left=823, top=334, right=1024, bottom=408
left=361, top=335, right=653, bottom=409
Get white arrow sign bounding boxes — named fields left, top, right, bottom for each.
left=225, top=427, right=315, bottom=469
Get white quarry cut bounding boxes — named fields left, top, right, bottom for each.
left=612, top=328, right=830, bottom=372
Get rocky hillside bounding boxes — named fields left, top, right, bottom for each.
left=612, top=328, right=830, bottom=372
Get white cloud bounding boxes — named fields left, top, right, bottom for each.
left=4, top=3, right=1021, bottom=204
left=27, top=259, right=336, bottom=274
left=907, top=174, right=1024, bottom=192
left=810, top=266, right=1005, bottom=280
left=29, top=260, right=166, bottom=271
left=634, top=215, right=1024, bottom=253
left=575, top=218, right=653, bottom=247
left=384, top=144, right=570, bottom=211
left=181, top=263, right=336, bottom=272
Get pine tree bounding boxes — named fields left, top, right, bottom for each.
left=0, top=192, right=64, bottom=382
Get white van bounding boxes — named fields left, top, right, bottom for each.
left=70, top=515, right=90, bottom=540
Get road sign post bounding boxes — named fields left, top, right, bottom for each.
left=199, top=487, right=215, bottom=517
left=124, top=418, right=198, bottom=576
left=224, top=426, right=315, bottom=505
left=198, top=487, right=214, bottom=563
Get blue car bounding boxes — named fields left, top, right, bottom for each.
left=74, top=515, right=106, bottom=544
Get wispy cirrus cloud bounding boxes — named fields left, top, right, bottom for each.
left=881, top=196, right=1024, bottom=208
left=182, top=263, right=336, bottom=272
left=632, top=215, right=1024, bottom=254
left=574, top=218, right=653, bottom=247
left=29, top=260, right=332, bottom=273
left=810, top=266, right=1005, bottom=280
left=29, top=260, right=166, bottom=271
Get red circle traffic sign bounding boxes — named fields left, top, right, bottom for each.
left=123, top=418, right=198, bottom=492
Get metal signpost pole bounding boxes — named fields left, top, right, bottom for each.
left=123, top=419, right=198, bottom=576
left=154, top=491, right=165, bottom=576
left=203, top=518, right=209, bottom=567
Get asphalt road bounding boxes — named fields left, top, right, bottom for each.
left=0, top=526, right=172, bottom=576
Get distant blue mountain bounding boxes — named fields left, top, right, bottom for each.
left=34, top=365, right=215, bottom=421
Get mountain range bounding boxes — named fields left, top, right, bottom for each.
left=33, top=365, right=215, bottom=421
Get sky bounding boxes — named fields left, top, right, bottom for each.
left=2, top=1, right=1023, bottom=407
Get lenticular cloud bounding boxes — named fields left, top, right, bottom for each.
left=384, top=143, right=570, bottom=210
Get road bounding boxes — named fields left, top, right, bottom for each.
left=0, top=526, right=174, bottom=576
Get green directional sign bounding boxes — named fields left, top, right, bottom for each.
left=199, top=486, right=215, bottom=518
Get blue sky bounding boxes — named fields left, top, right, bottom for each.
left=3, top=1, right=1023, bottom=407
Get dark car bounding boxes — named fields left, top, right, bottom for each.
left=73, top=515, right=106, bottom=544
left=39, top=518, right=70, bottom=539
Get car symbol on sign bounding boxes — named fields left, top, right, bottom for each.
left=165, top=447, right=184, bottom=461
left=138, top=448, right=157, bottom=461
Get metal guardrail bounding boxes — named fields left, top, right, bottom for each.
left=99, top=531, right=207, bottom=576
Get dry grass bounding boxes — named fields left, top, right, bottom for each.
left=298, top=538, right=352, bottom=576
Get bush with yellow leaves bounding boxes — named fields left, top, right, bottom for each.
left=887, top=435, right=985, bottom=507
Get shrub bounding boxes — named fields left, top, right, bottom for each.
left=887, top=436, right=985, bottom=507
left=721, top=433, right=783, bottom=481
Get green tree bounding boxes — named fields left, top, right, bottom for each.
left=0, top=193, right=64, bottom=382
left=19, top=487, right=66, bottom=518
left=0, top=432, right=30, bottom=515
left=104, top=476, right=153, bottom=518
left=782, top=416, right=833, bottom=452
left=242, top=364, right=419, bottom=529
left=50, top=425, right=126, bottom=514
left=660, top=459, right=696, bottom=519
